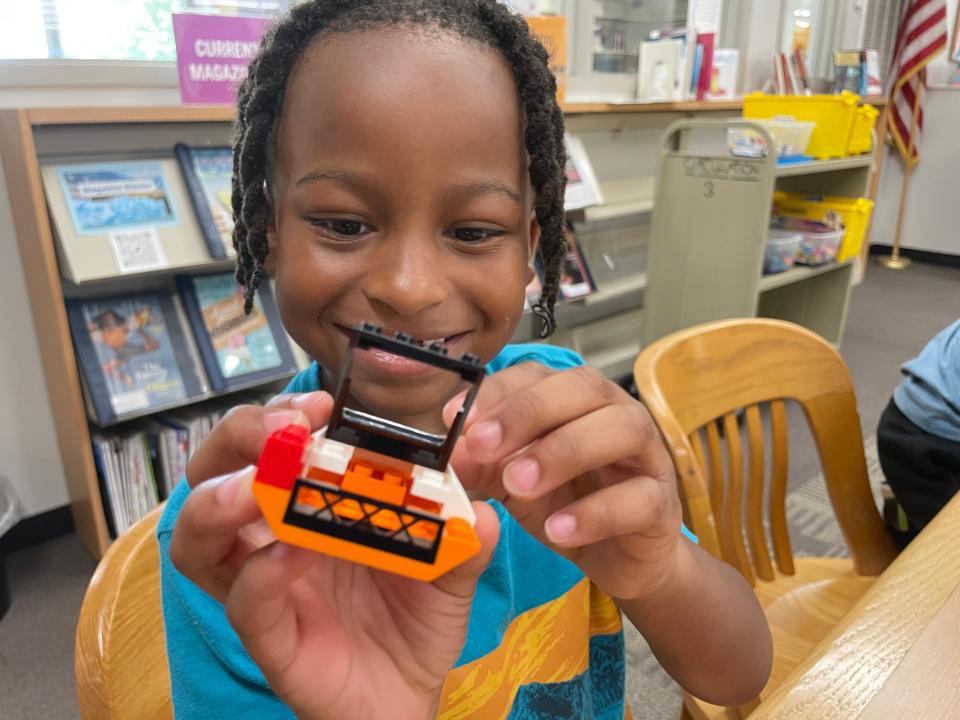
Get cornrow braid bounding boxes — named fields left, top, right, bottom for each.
left=231, top=0, right=568, bottom=338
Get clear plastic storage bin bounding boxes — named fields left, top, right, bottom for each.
left=764, top=229, right=802, bottom=274
left=772, top=218, right=843, bottom=266
left=729, top=118, right=815, bottom=159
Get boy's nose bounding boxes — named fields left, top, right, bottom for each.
left=361, top=234, right=450, bottom=317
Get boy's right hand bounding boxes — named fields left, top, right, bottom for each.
left=169, top=391, right=500, bottom=720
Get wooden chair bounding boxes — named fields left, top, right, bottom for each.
left=634, top=319, right=897, bottom=720
left=75, top=506, right=173, bottom=720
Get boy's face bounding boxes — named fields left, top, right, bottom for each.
left=267, top=29, right=538, bottom=427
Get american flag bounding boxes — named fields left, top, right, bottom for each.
left=887, top=0, right=948, bottom=165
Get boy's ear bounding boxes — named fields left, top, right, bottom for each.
left=263, top=186, right=278, bottom=276
left=527, top=214, right=541, bottom=282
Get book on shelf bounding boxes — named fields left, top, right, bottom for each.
left=695, top=32, right=716, bottom=101
left=690, top=42, right=704, bottom=96
left=564, top=134, right=603, bottom=212
left=93, top=395, right=272, bottom=536
left=834, top=50, right=865, bottom=95
left=706, top=48, right=738, bottom=99
left=557, top=224, right=596, bottom=301
left=41, top=159, right=210, bottom=283
left=525, top=14, right=567, bottom=102
left=638, top=39, right=682, bottom=102
left=176, top=272, right=299, bottom=392
left=66, top=292, right=206, bottom=425
left=174, top=144, right=237, bottom=260
left=92, top=431, right=159, bottom=537
left=864, top=49, right=883, bottom=96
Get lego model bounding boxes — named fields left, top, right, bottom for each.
left=251, top=323, right=484, bottom=581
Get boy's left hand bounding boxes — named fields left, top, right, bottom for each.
left=443, top=362, right=683, bottom=603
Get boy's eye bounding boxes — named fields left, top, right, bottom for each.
left=450, top=227, right=505, bottom=243
left=310, top=218, right=372, bottom=237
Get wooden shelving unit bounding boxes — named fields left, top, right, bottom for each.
left=643, top=118, right=873, bottom=347
left=0, top=107, right=276, bottom=558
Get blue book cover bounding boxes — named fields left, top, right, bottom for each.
left=174, top=144, right=235, bottom=259
left=176, top=273, right=297, bottom=391
left=67, top=293, right=205, bottom=425
left=56, top=161, right=180, bottom=235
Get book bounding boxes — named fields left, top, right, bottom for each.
left=690, top=43, right=704, bottom=95
left=707, top=48, right=738, bottom=99
left=176, top=272, right=298, bottom=391
left=557, top=224, right=596, bottom=301
left=792, top=49, right=810, bottom=95
left=865, top=49, right=883, bottom=96
left=638, top=40, right=682, bottom=102
left=41, top=159, right=210, bottom=283
left=174, top=144, right=236, bottom=260
left=782, top=52, right=798, bottom=95
left=695, top=32, right=716, bottom=101
left=834, top=50, right=864, bottom=95
left=525, top=15, right=567, bottom=102
left=67, top=292, right=206, bottom=425
left=563, top=134, right=604, bottom=211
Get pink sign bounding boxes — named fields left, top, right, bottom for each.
left=172, top=13, right=272, bottom=105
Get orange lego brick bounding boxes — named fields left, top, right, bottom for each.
left=342, top=467, right=407, bottom=506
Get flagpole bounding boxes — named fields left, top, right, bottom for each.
left=879, top=79, right=925, bottom=270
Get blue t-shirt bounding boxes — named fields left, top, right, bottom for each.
left=893, top=319, right=960, bottom=442
left=157, top=343, right=694, bottom=719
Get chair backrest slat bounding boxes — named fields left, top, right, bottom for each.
left=722, top=412, right=755, bottom=585
left=745, top=405, right=775, bottom=581
left=703, top=423, right=725, bottom=518
left=768, top=400, right=795, bottom=574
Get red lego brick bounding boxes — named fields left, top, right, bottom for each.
left=255, top=424, right=309, bottom=490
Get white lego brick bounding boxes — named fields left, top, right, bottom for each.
left=305, top=428, right=353, bottom=475
left=411, top=465, right=476, bottom=525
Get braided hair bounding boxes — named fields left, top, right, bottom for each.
left=232, top=0, right=567, bottom=337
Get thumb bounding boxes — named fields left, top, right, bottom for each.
left=431, top=501, right=500, bottom=599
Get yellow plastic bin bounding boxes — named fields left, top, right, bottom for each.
left=772, top=191, right=875, bottom=262
left=744, top=91, right=860, bottom=160
left=847, top=104, right=879, bottom=155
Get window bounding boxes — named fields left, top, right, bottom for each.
left=0, top=0, right=292, bottom=61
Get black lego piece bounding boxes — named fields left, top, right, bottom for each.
left=325, top=323, right=485, bottom=471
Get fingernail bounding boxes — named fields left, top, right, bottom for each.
left=215, top=472, right=242, bottom=506
left=468, top=420, right=502, bottom=455
left=504, top=458, right=540, bottom=496
left=545, top=513, right=577, bottom=544
left=264, top=410, right=301, bottom=434
left=270, top=542, right=288, bottom=560
left=292, top=392, right=326, bottom=410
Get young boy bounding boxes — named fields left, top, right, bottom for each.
left=161, top=2, right=773, bottom=717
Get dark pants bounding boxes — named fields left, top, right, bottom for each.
left=877, top=399, right=960, bottom=542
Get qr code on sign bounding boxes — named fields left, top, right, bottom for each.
left=110, top=227, right=168, bottom=273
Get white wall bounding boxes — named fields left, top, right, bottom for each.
left=0, top=165, right=69, bottom=516
left=0, top=73, right=180, bottom=517
left=872, top=1, right=960, bottom=256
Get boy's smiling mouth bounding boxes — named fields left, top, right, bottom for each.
left=333, top=323, right=474, bottom=376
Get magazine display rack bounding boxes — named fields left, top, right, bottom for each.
left=0, top=107, right=306, bottom=557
